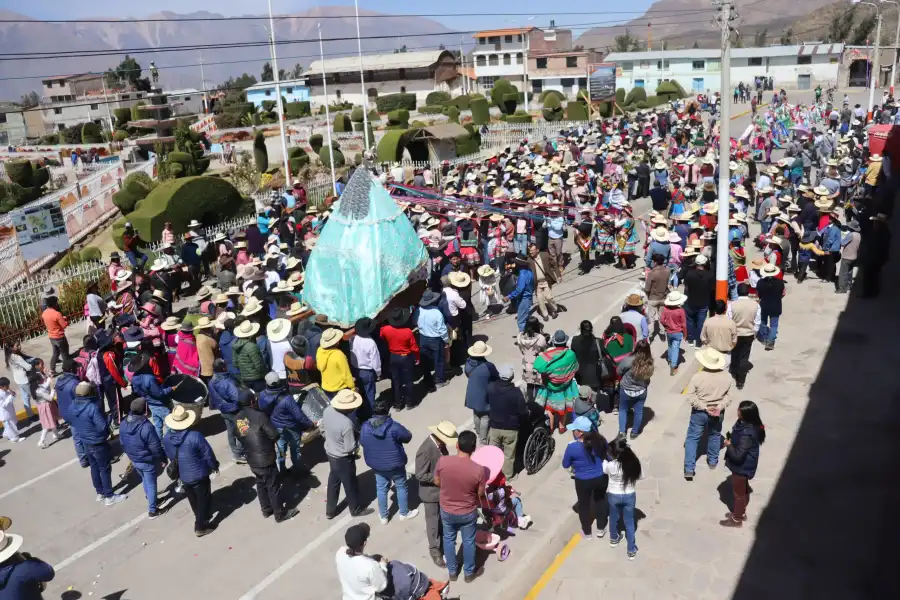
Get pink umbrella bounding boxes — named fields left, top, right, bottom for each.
left=471, top=445, right=505, bottom=482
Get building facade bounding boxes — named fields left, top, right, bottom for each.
left=527, top=50, right=604, bottom=99
left=40, top=74, right=144, bottom=132
left=0, top=104, right=28, bottom=146
left=305, top=50, right=461, bottom=108
left=245, top=78, right=311, bottom=111
left=472, top=23, right=573, bottom=91
left=605, top=44, right=844, bottom=94
left=165, top=89, right=205, bottom=116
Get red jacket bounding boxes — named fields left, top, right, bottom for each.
left=380, top=325, right=420, bottom=362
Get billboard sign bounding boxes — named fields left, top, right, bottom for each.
left=588, top=63, right=617, bottom=102
left=10, top=199, right=70, bottom=261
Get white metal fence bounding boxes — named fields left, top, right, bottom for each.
left=145, top=214, right=257, bottom=253
left=480, top=121, right=592, bottom=149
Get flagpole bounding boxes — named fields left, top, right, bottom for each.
left=319, top=24, right=338, bottom=195
left=354, top=0, right=370, bottom=152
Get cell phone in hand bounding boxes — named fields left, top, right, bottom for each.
left=725, top=431, right=732, bottom=440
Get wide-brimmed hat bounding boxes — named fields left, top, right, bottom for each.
left=760, top=262, right=781, bottom=278
left=650, top=227, right=669, bottom=243
left=467, top=340, right=493, bottom=358
left=150, top=258, right=170, bottom=272
left=114, top=270, right=133, bottom=283
left=141, top=301, right=163, bottom=318
left=193, top=316, right=214, bottom=330
left=214, top=312, right=235, bottom=329
left=448, top=272, right=471, bottom=288
left=696, top=347, right=726, bottom=371
left=320, top=328, right=343, bottom=349
left=420, top=290, right=440, bottom=307
left=477, top=264, right=496, bottom=278
left=387, top=307, right=410, bottom=328
left=551, top=330, right=569, bottom=346
left=814, top=199, right=833, bottom=211
left=267, top=318, right=292, bottom=342
left=428, top=421, right=459, bottom=446
left=233, top=320, right=261, bottom=339
left=353, top=317, right=377, bottom=337
left=160, top=316, right=181, bottom=331
left=271, top=280, right=295, bottom=294
left=664, top=290, right=687, bottom=306
left=625, top=293, right=644, bottom=307
left=195, top=285, right=214, bottom=301
left=330, top=388, right=363, bottom=410
left=0, top=530, right=24, bottom=563
left=285, top=302, right=307, bottom=317
left=164, top=405, right=197, bottom=431
left=241, top=297, right=263, bottom=317
left=869, top=153, right=883, bottom=162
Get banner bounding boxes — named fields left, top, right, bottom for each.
left=10, top=200, right=70, bottom=261
left=588, top=63, right=617, bottom=103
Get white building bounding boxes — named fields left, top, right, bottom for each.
left=605, top=44, right=844, bottom=94
left=40, top=74, right=145, bottom=132
left=472, top=24, right=574, bottom=91
left=165, top=89, right=205, bottom=116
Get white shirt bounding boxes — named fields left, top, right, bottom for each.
left=0, top=389, right=17, bottom=422
left=335, top=547, right=387, bottom=600
left=603, top=459, right=636, bottom=495
left=350, top=336, right=382, bottom=376
left=443, top=287, right=467, bottom=317
left=269, top=339, right=291, bottom=378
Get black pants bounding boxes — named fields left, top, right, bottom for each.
left=821, top=251, right=839, bottom=285
left=251, top=465, right=283, bottom=519
left=730, top=335, right=754, bottom=385
left=103, top=384, right=121, bottom=423
left=326, top=454, right=361, bottom=517
left=49, top=336, right=69, bottom=373
left=574, top=475, right=609, bottom=535
left=184, top=476, right=213, bottom=531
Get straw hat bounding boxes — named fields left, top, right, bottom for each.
left=267, top=318, right=292, bottom=342
left=477, top=264, right=496, bottom=278
left=163, top=405, right=197, bottom=431
left=235, top=240, right=248, bottom=250
left=241, top=297, right=263, bottom=316
left=625, top=293, right=644, bottom=307
left=702, top=201, right=718, bottom=213
left=233, top=320, right=261, bottom=339
left=664, top=290, right=687, bottom=306
left=669, top=231, right=682, bottom=243
left=331, top=388, right=363, bottom=410
left=428, top=421, right=459, bottom=446
left=696, top=347, right=726, bottom=371
left=193, top=316, right=214, bottom=330
left=467, top=340, right=493, bottom=358
left=195, top=285, right=214, bottom=301
left=650, top=227, right=669, bottom=242
left=271, top=280, right=295, bottom=294
left=320, top=328, right=343, bottom=349
left=448, top=271, right=471, bottom=288
left=150, top=258, right=170, bottom=272
left=286, top=271, right=304, bottom=288
left=654, top=160, right=667, bottom=170
left=869, top=153, right=883, bottom=162
left=114, top=270, right=133, bottom=283
left=787, top=203, right=801, bottom=213
left=284, top=302, right=305, bottom=317
left=650, top=215, right=668, bottom=226
left=766, top=206, right=781, bottom=217
left=0, top=530, right=24, bottom=564
left=760, top=262, right=781, bottom=278
left=225, top=285, right=242, bottom=297
left=214, top=312, right=235, bottom=329
left=160, top=316, right=181, bottom=331
left=813, top=185, right=831, bottom=197
left=749, top=257, right=765, bottom=269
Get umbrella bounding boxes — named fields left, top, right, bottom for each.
left=471, top=445, right=505, bottom=481
left=789, top=124, right=810, bottom=134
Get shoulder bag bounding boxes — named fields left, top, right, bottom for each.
left=166, top=436, right=185, bottom=481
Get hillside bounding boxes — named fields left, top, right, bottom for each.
left=0, top=7, right=459, bottom=100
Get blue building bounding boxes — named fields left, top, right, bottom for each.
left=245, top=78, right=310, bottom=111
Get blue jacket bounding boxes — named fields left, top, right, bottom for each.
left=119, top=414, right=165, bottom=464
left=645, top=241, right=671, bottom=267
left=725, top=420, right=761, bottom=479
left=258, top=388, right=314, bottom=431
left=562, top=439, right=606, bottom=480
left=131, top=373, right=173, bottom=408
left=0, top=557, right=55, bottom=600
left=68, top=395, right=109, bottom=445
left=464, top=358, right=498, bottom=413
left=218, top=331, right=241, bottom=377
left=507, top=268, right=534, bottom=301
left=54, top=372, right=81, bottom=422
left=822, top=224, right=842, bottom=252
left=163, top=429, right=219, bottom=484
left=359, top=415, right=412, bottom=472
left=208, top=373, right=241, bottom=414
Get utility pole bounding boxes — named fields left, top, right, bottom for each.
left=101, top=75, right=115, bottom=151
left=199, top=52, right=208, bottom=114
left=714, top=0, right=736, bottom=302
left=319, top=24, right=337, bottom=195
left=858, top=2, right=883, bottom=117
left=460, top=37, right=468, bottom=95
left=883, top=1, right=900, bottom=91
left=268, top=0, right=292, bottom=183
left=523, top=31, right=531, bottom=113
left=353, top=0, right=370, bottom=152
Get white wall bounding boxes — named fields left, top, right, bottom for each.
left=533, top=77, right=588, bottom=99
left=309, top=78, right=441, bottom=108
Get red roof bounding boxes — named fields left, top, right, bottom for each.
left=473, top=26, right=535, bottom=38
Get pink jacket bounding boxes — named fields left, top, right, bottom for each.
left=162, top=229, right=175, bottom=245
left=236, top=250, right=251, bottom=266
left=173, top=332, right=200, bottom=376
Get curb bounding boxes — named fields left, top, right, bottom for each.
left=731, top=109, right=752, bottom=120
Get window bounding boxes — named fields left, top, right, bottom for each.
left=265, top=90, right=272, bottom=96
left=516, top=52, right=523, bottom=65
left=566, top=56, right=578, bottom=68
left=797, top=56, right=812, bottom=65
left=748, top=57, right=763, bottom=66
left=622, top=61, right=633, bottom=72
left=578, top=77, right=587, bottom=89
left=400, top=86, right=406, bottom=93
left=505, top=35, right=513, bottom=43
left=543, top=30, right=557, bottom=42
left=476, top=55, right=486, bottom=66
left=90, top=104, right=98, bottom=110
left=53, top=108, right=62, bottom=114
left=479, top=37, right=486, bottom=45
left=335, top=90, right=342, bottom=99
left=398, top=68, right=406, bottom=79
left=480, top=76, right=497, bottom=89
left=639, top=60, right=650, bottom=69
left=536, top=57, right=548, bottom=69
left=561, top=78, right=574, bottom=91
left=532, top=80, right=543, bottom=93
left=285, top=87, right=292, bottom=93
left=333, top=73, right=341, bottom=83
left=136, top=93, right=143, bottom=98
left=0, top=113, right=6, bottom=124
left=183, top=96, right=191, bottom=101
left=517, top=34, right=523, bottom=42
left=503, top=54, right=511, bottom=65
left=656, top=59, right=670, bottom=70
left=488, top=54, right=499, bottom=66
left=121, top=94, right=130, bottom=100
left=58, top=123, right=66, bottom=131
left=692, top=60, right=705, bottom=70
left=488, top=36, right=500, bottom=44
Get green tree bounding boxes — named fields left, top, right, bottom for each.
left=220, top=73, right=257, bottom=90
left=851, top=16, right=876, bottom=45
left=780, top=27, right=795, bottom=46
left=19, top=91, right=39, bottom=109
left=290, top=63, right=304, bottom=79
left=261, top=62, right=274, bottom=82
left=754, top=28, right=768, bottom=47
left=614, top=29, right=640, bottom=52
left=828, top=7, right=856, bottom=43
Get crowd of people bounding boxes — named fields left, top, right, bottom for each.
left=0, top=87, right=895, bottom=599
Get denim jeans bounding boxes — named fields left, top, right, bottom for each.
left=419, top=336, right=445, bottom=387
left=86, top=442, right=114, bottom=497
left=276, top=426, right=303, bottom=472
left=220, top=412, right=245, bottom=461
left=666, top=332, right=683, bottom=368
left=684, top=305, right=708, bottom=344
left=515, top=294, right=533, bottom=333
left=18, top=383, right=34, bottom=418
left=514, top=233, right=529, bottom=256
left=148, top=404, right=170, bottom=441
left=374, top=468, right=410, bottom=519
left=441, top=509, right=478, bottom=576
left=357, top=368, right=377, bottom=413
left=132, top=460, right=160, bottom=512
left=125, top=250, right=148, bottom=270
left=683, top=408, right=724, bottom=474
left=608, top=492, right=638, bottom=553
left=758, top=311, right=780, bottom=344
left=68, top=423, right=88, bottom=466
left=618, top=389, right=647, bottom=435
left=389, top=353, right=414, bottom=408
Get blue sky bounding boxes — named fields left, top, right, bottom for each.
left=4, top=1, right=655, bottom=32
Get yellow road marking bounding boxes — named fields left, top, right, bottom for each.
left=524, top=534, right=582, bottom=600
left=730, top=109, right=751, bottom=120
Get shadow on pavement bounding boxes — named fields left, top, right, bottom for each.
left=731, top=218, right=900, bottom=599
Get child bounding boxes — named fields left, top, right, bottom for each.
left=0, top=377, right=24, bottom=442
left=30, top=360, right=59, bottom=449
left=476, top=264, right=501, bottom=316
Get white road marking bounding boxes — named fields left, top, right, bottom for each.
left=0, top=457, right=79, bottom=501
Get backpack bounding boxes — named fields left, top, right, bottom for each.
left=84, top=351, right=102, bottom=387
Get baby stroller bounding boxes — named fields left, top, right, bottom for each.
left=519, top=401, right=556, bottom=475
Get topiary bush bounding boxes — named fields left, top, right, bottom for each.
left=318, top=146, right=346, bottom=168
left=367, top=109, right=379, bottom=123
left=450, top=95, right=471, bottom=110
left=309, top=134, right=323, bottom=153
left=671, top=80, right=687, bottom=98
left=113, top=129, right=129, bottom=142
left=539, top=90, right=566, bottom=104
left=506, top=111, right=533, bottom=124
left=113, top=108, right=131, bottom=128
left=333, top=113, right=351, bottom=132
left=624, top=87, right=648, bottom=106
left=112, top=179, right=149, bottom=215
left=454, top=131, right=481, bottom=156
left=113, top=177, right=243, bottom=246
left=470, top=98, right=490, bottom=125
left=131, top=102, right=147, bottom=121
left=224, top=102, right=255, bottom=115
left=645, top=95, right=662, bottom=107
left=123, top=171, right=156, bottom=192
left=376, top=129, right=417, bottom=162
left=542, top=94, right=564, bottom=122
left=566, top=101, right=588, bottom=121
left=289, top=154, right=310, bottom=174
left=350, top=107, right=364, bottom=123
left=615, top=88, right=626, bottom=104
left=253, top=132, right=268, bottom=172
left=286, top=101, right=311, bottom=118
left=4, top=160, right=48, bottom=203
left=425, top=91, right=451, bottom=105
left=636, top=101, right=649, bottom=109
left=445, top=106, right=460, bottom=123
left=387, top=109, right=410, bottom=129
left=419, top=105, right=445, bottom=115
left=490, top=80, right=519, bottom=115
left=376, top=93, right=417, bottom=112
left=655, top=81, right=682, bottom=102
left=81, top=122, right=102, bottom=144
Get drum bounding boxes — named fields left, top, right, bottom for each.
left=164, top=374, right=207, bottom=423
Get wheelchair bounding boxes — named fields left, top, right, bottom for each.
left=519, top=401, right=556, bottom=475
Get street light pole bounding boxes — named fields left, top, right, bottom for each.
left=319, top=24, right=337, bottom=195
left=267, top=0, right=292, bottom=182
left=199, top=52, right=208, bottom=114
left=714, top=0, right=734, bottom=302
left=353, top=0, right=370, bottom=152
left=859, top=2, right=883, bottom=116
left=882, top=1, right=900, bottom=90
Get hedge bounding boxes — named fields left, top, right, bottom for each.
left=309, top=134, right=324, bottom=153
left=450, top=95, right=471, bottom=110
left=350, top=107, right=364, bottom=122
left=224, top=102, right=255, bottom=115
left=542, top=94, right=564, bottom=122
left=387, top=109, right=409, bottom=129
left=286, top=101, right=311, bottom=118
left=376, top=93, right=417, bottom=112
left=318, top=146, right=346, bottom=168
left=506, top=112, right=533, bottom=123
left=376, top=130, right=407, bottom=162
left=539, top=90, right=565, bottom=104
left=253, top=132, right=268, bottom=172
left=333, top=113, right=352, bottom=132
left=289, top=155, right=310, bottom=174
left=425, top=91, right=451, bottom=105
left=655, top=81, right=682, bottom=102
left=419, top=105, right=445, bottom=115
left=81, top=122, right=102, bottom=144
left=367, top=109, right=379, bottom=123
left=671, top=80, right=687, bottom=98
left=113, top=129, right=129, bottom=142
left=470, top=98, right=490, bottom=125
left=261, top=100, right=277, bottom=112
left=566, top=102, right=588, bottom=121
left=645, top=95, right=662, bottom=107
left=490, top=80, right=518, bottom=115
left=615, top=88, right=626, bottom=104
left=131, top=102, right=147, bottom=121
left=455, top=132, right=480, bottom=157
left=112, top=179, right=149, bottom=214
left=113, top=108, right=131, bottom=127
left=445, top=106, right=460, bottom=123
left=624, top=87, right=648, bottom=106
left=215, top=112, right=242, bottom=130
left=113, top=177, right=243, bottom=246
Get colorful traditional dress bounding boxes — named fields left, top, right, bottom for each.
left=532, top=346, right=578, bottom=416
left=604, top=333, right=635, bottom=363
left=616, top=216, right=639, bottom=257
left=593, top=217, right=616, bottom=255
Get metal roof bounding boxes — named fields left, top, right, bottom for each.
left=244, top=77, right=309, bottom=92
left=164, top=88, right=201, bottom=96
left=423, top=123, right=470, bottom=140
left=473, top=27, right=535, bottom=38
left=307, top=50, right=451, bottom=75
left=605, top=44, right=844, bottom=63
